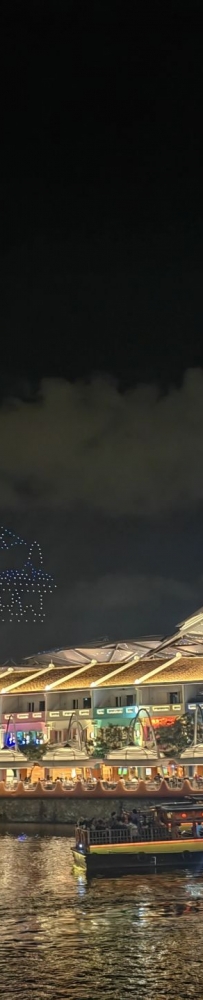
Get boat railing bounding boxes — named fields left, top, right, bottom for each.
left=75, top=824, right=172, bottom=848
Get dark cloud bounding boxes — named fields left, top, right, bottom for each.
left=1, top=371, right=203, bottom=516
left=0, top=371, right=203, bottom=660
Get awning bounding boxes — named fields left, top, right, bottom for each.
left=0, top=749, right=28, bottom=767
left=105, top=745, right=163, bottom=762
left=181, top=744, right=203, bottom=760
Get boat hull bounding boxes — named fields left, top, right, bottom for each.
left=73, top=839, right=203, bottom=876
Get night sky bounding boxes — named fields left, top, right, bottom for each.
left=0, top=0, right=203, bottom=660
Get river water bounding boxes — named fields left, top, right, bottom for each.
left=0, top=826, right=203, bottom=999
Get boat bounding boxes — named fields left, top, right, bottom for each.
left=73, top=803, right=203, bottom=875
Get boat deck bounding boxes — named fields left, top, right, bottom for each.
left=73, top=816, right=203, bottom=874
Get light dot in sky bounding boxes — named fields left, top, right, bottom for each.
left=0, top=527, right=56, bottom=624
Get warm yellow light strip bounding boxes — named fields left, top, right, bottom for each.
left=45, top=659, right=97, bottom=690
left=0, top=668, right=14, bottom=687
left=2, top=662, right=55, bottom=694
left=91, top=656, right=140, bottom=688
left=135, top=652, right=181, bottom=686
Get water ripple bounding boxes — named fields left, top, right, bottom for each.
left=0, top=829, right=203, bottom=998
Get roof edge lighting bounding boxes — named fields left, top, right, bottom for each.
left=1, top=662, right=55, bottom=694
left=91, top=656, right=140, bottom=688
left=45, top=659, right=97, bottom=691
left=135, top=652, right=181, bottom=685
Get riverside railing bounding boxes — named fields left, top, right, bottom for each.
left=0, top=776, right=203, bottom=797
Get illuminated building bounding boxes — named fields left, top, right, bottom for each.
left=1, top=606, right=203, bottom=765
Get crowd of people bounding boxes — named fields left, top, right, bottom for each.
left=78, top=808, right=203, bottom=841
left=78, top=807, right=172, bottom=841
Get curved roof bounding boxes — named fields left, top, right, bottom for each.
left=24, top=606, right=203, bottom=668
left=0, top=604, right=201, bottom=695
left=1, top=655, right=203, bottom=693
left=25, top=639, right=161, bottom=667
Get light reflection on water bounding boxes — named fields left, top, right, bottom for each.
left=0, top=828, right=203, bottom=998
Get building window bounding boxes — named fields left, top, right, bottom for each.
left=115, top=696, right=122, bottom=707
left=73, top=698, right=78, bottom=710
left=126, top=694, right=133, bottom=706
left=83, top=697, right=91, bottom=709
left=28, top=702, right=34, bottom=713
left=39, top=700, right=45, bottom=712
left=169, top=692, right=180, bottom=705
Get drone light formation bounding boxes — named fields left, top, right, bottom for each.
left=0, top=528, right=56, bottom=624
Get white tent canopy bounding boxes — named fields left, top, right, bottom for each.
left=24, top=604, right=203, bottom=669
left=106, top=745, right=162, bottom=761
left=0, top=748, right=27, bottom=767
left=42, top=746, right=90, bottom=766
left=25, top=639, right=161, bottom=667
left=181, top=744, right=203, bottom=759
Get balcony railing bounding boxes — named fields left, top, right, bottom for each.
left=93, top=705, right=182, bottom=721
left=47, top=708, right=91, bottom=721
left=3, top=712, right=45, bottom=724
left=150, top=704, right=182, bottom=713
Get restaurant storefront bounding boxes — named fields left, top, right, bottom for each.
left=3, top=712, right=46, bottom=748
left=94, top=705, right=181, bottom=731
